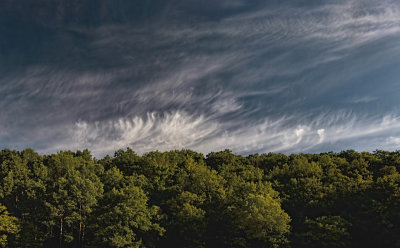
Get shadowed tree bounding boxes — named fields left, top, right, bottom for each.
left=0, top=149, right=48, bottom=247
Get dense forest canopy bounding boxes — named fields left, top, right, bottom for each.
left=1, top=148, right=400, bottom=247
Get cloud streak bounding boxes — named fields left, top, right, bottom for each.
left=32, top=111, right=400, bottom=158
left=1, top=0, right=400, bottom=156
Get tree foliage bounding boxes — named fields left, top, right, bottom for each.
left=0, top=203, right=19, bottom=247
left=1, top=148, right=400, bottom=247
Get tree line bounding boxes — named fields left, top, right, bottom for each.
left=1, top=148, right=400, bottom=247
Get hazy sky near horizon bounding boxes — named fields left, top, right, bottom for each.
left=1, top=0, right=400, bottom=158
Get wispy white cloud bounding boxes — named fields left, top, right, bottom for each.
left=386, top=136, right=400, bottom=149
left=33, top=110, right=400, bottom=158
left=2, top=0, right=400, bottom=156
left=351, top=96, right=378, bottom=104
left=39, top=111, right=219, bottom=156
left=218, top=0, right=400, bottom=47
left=195, top=112, right=400, bottom=155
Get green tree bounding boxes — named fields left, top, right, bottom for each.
left=45, top=151, right=103, bottom=247
left=297, top=215, right=351, bottom=248
left=0, top=203, right=19, bottom=247
left=160, top=157, right=226, bottom=248
left=219, top=161, right=291, bottom=248
left=0, top=149, right=48, bottom=247
left=92, top=168, right=164, bottom=248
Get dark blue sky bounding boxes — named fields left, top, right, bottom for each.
left=1, top=0, right=400, bottom=157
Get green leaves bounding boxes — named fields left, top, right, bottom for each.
left=298, top=216, right=351, bottom=248
left=2, top=148, right=400, bottom=247
left=0, top=203, right=19, bottom=247
left=221, top=166, right=290, bottom=248
left=46, top=151, right=104, bottom=247
left=93, top=169, right=164, bottom=248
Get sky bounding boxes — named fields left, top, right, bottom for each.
left=1, top=0, right=400, bottom=158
